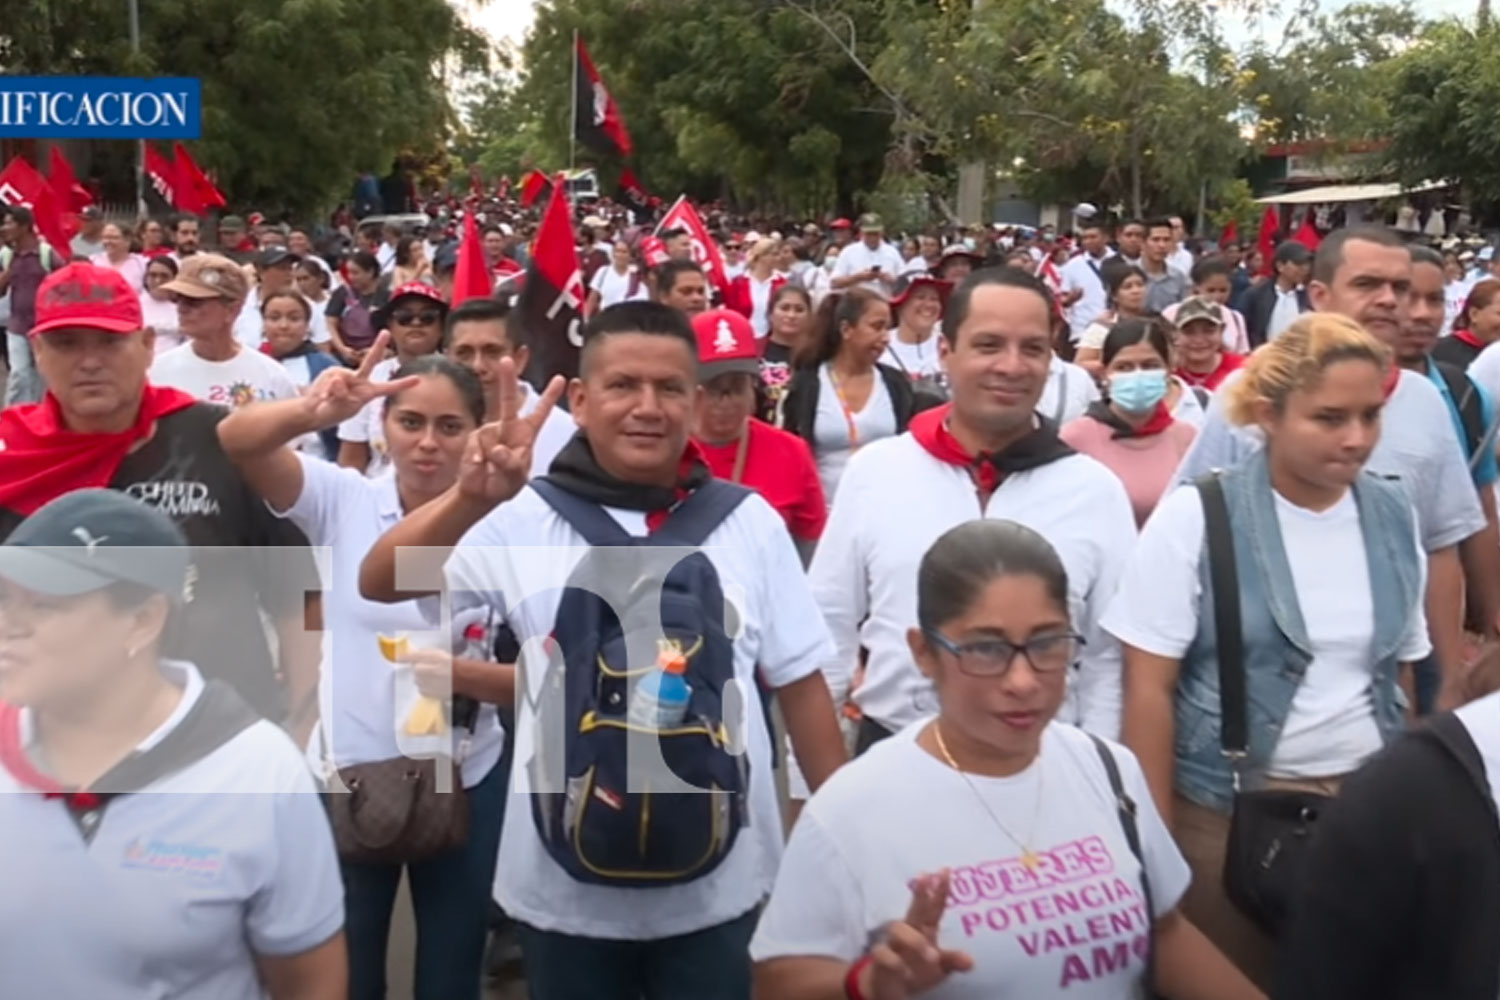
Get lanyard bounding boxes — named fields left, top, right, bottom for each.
left=829, top=368, right=862, bottom=449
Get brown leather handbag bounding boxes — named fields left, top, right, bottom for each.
left=326, top=755, right=469, bottom=865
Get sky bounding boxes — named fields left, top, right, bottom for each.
left=456, top=0, right=1478, bottom=59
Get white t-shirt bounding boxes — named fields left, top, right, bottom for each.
left=589, top=265, right=646, bottom=310
left=91, top=251, right=146, bottom=291
left=149, top=341, right=299, bottom=410
left=1444, top=278, right=1475, bottom=338
left=1103, top=485, right=1430, bottom=778
left=814, top=363, right=896, bottom=504
left=1037, top=355, right=1100, bottom=426
left=831, top=241, right=905, bottom=292
left=279, top=456, right=505, bottom=787
left=1169, top=245, right=1195, bottom=278
left=883, top=334, right=944, bottom=381
left=746, top=275, right=777, bottom=337
left=1454, top=690, right=1500, bottom=812
left=1267, top=286, right=1305, bottom=342
left=0, top=662, right=343, bottom=1000
left=139, top=292, right=183, bottom=354
left=752, top=722, right=1190, bottom=999
left=1061, top=252, right=1112, bottom=339
left=234, top=288, right=332, bottom=350
left=437, top=485, right=836, bottom=940
left=1174, top=368, right=1485, bottom=553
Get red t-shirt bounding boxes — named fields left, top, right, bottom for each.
left=1176, top=351, right=1245, bottom=391
left=695, top=419, right=827, bottom=541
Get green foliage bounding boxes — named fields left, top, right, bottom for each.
left=0, top=0, right=488, bottom=218
left=1210, top=178, right=1261, bottom=241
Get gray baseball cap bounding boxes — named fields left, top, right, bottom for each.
left=0, top=489, right=190, bottom=599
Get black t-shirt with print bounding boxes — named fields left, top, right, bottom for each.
left=0, top=404, right=313, bottom=721
left=760, top=340, right=795, bottom=425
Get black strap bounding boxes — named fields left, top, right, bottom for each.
left=531, top=478, right=751, bottom=549
left=1196, top=473, right=1248, bottom=756
left=1088, top=733, right=1156, bottom=995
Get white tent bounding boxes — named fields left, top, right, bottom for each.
left=1255, top=180, right=1450, bottom=205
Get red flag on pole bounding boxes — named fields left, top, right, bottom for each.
left=144, top=145, right=192, bottom=213
left=0, top=156, right=73, bottom=253
left=654, top=196, right=729, bottom=293
left=171, top=142, right=226, bottom=211
left=517, top=181, right=585, bottom=385
left=574, top=36, right=633, bottom=159
left=1255, top=205, right=1281, bottom=277
left=1219, top=220, right=1238, bottom=249
left=520, top=170, right=553, bottom=208
left=1292, top=212, right=1322, bottom=253
left=46, top=147, right=92, bottom=214
left=451, top=211, right=495, bottom=309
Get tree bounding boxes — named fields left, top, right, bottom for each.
left=1, top=0, right=488, bottom=218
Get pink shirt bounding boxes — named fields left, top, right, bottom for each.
left=1060, top=415, right=1197, bottom=526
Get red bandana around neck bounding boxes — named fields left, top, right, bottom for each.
left=1453, top=329, right=1486, bottom=351
left=910, top=403, right=1002, bottom=497
left=0, top=384, right=198, bottom=517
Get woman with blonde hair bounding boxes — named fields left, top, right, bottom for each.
left=724, top=238, right=787, bottom=337
left=1107, top=313, right=1429, bottom=988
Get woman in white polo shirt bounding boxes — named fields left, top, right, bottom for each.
left=0, top=489, right=345, bottom=1000
left=754, top=519, right=1261, bottom=1000
left=218, top=337, right=511, bottom=1000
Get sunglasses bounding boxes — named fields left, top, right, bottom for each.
left=392, top=310, right=442, bottom=326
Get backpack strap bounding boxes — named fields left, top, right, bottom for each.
left=652, top=479, right=752, bottom=547
left=531, top=479, right=634, bottom=547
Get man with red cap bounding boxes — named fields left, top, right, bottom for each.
left=0, top=263, right=319, bottom=737
left=691, top=309, right=826, bottom=562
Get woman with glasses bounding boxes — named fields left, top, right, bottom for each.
left=337, top=283, right=448, bottom=475
left=753, top=519, right=1261, bottom=1000
left=136, top=217, right=170, bottom=259
left=138, top=255, right=183, bottom=354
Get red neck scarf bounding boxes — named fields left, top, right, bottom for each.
left=0, top=385, right=198, bottom=517
left=909, top=403, right=1074, bottom=502
left=1454, top=329, right=1486, bottom=351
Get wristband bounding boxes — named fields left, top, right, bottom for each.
left=844, top=953, right=874, bottom=1000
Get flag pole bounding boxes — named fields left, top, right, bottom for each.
left=568, top=29, right=579, bottom=189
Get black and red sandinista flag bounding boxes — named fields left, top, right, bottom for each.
left=617, top=167, right=653, bottom=218
left=520, top=169, right=554, bottom=208
left=517, top=181, right=585, bottom=388
left=574, top=36, right=633, bottom=159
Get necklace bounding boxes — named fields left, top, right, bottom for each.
left=933, top=721, right=1046, bottom=872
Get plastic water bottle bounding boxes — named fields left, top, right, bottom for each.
left=627, top=647, right=692, bottom=730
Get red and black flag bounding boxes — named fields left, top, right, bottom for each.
left=517, top=180, right=586, bottom=387
left=520, top=169, right=554, bottom=208
left=616, top=167, right=654, bottom=218
left=574, top=36, right=633, bottom=159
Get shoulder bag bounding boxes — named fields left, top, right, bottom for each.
left=1198, top=472, right=1330, bottom=937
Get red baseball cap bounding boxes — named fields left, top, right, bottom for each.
left=691, top=309, right=760, bottom=382
left=29, top=263, right=144, bottom=338
left=830, top=218, right=853, bottom=230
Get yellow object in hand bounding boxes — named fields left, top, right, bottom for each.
left=378, top=634, right=410, bottom=662
left=405, top=696, right=448, bottom=736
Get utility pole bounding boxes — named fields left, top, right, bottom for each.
left=956, top=0, right=987, bottom=227
left=128, top=0, right=145, bottom=220
left=1482, top=0, right=1493, bottom=30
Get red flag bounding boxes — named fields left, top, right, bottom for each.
left=516, top=182, right=585, bottom=385
left=574, top=37, right=633, bottom=158
left=144, top=145, right=191, bottom=213
left=654, top=196, right=729, bottom=293
left=1219, top=220, right=1238, bottom=249
left=1255, top=205, right=1280, bottom=277
left=640, top=235, right=668, bottom=268
left=171, top=142, right=226, bottom=211
left=452, top=211, right=494, bottom=308
left=1292, top=212, right=1322, bottom=253
left=520, top=170, right=553, bottom=208
left=0, top=156, right=73, bottom=253
left=46, top=147, right=92, bottom=214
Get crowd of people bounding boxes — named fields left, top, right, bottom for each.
left=3, top=190, right=1500, bottom=1000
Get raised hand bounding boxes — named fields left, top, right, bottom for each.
left=456, top=356, right=568, bottom=507
left=302, top=330, right=420, bottom=428
left=864, top=870, right=974, bottom=1000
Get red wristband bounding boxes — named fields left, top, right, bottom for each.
left=844, top=953, right=874, bottom=1000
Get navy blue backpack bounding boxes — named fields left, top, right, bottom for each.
left=527, top=478, right=753, bottom=887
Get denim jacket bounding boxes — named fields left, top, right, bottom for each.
left=1174, top=450, right=1424, bottom=812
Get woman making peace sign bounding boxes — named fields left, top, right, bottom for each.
left=752, top=520, right=1262, bottom=1000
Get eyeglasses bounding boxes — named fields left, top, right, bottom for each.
left=392, top=310, right=442, bottom=326
left=923, top=628, right=1083, bottom=677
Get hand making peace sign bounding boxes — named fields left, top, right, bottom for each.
left=301, top=330, right=419, bottom=428
left=457, top=356, right=568, bottom=507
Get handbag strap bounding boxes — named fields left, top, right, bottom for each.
left=1196, top=472, right=1248, bottom=759
left=1088, top=734, right=1156, bottom=993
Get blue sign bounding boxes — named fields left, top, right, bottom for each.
left=0, top=77, right=201, bottom=139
